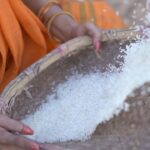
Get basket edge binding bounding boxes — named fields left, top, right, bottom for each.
left=0, top=36, right=92, bottom=114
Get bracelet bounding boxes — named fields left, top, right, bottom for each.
left=38, top=0, right=60, bottom=22
left=46, top=11, right=76, bottom=43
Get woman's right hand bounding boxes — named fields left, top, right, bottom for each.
left=0, top=114, right=39, bottom=150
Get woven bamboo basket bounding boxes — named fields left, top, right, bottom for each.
left=1, top=28, right=150, bottom=150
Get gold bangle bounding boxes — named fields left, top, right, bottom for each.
left=46, top=11, right=76, bottom=43
left=38, top=0, right=60, bottom=21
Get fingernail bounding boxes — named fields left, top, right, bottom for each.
left=22, top=126, right=34, bottom=135
left=96, top=42, right=101, bottom=50
left=30, top=143, right=39, bottom=150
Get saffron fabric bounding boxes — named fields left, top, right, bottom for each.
left=0, top=0, right=124, bottom=91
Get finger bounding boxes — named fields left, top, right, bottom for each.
left=93, top=39, right=101, bottom=53
left=0, top=127, right=39, bottom=150
left=85, top=22, right=102, bottom=40
left=85, top=22, right=101, bottom=50
left=0, top=115, right=33, bottom=135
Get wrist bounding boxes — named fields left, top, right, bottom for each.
left=54, top=16, right=79, bottom=40
left=43, top=5, right=62, bottom=24
left=37, top=1, right=79, bottom=42
left=48, top=12, right=79, bottom=42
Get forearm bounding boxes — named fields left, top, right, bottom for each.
left=23, top=0, right=78, bottom=42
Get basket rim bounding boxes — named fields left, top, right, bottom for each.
left=0, top=27, right=140, bottom=111
left=0, top=36, right=92, bottom=105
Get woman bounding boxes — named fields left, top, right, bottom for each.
left=0, top=0, right=124, bottom=149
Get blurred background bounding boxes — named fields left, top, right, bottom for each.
left=108, top=0, right=147, bottom=26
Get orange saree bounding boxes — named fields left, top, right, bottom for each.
left=0, top=0, right=124, bottom=91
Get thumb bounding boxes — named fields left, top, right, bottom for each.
left=0, top=115, right=33, bottom=135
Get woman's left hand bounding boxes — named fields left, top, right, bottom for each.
left=70, top=22, right=102, bottom=51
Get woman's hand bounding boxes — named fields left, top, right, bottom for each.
left=0, top=114, right=39, bottom=150
left=23, top=1, right=101, bottom=51
left=0, top=115, right=66, bottom=150
left=70, top=22, right=101, bottom=51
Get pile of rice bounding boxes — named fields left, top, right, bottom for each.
left=22, top=3, right=150, bottom=143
